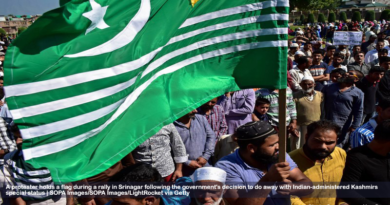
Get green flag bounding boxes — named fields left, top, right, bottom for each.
left=4, top=0, right=289, bottom=183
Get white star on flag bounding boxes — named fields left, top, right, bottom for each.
left=83, top=0, right=110, bottom=35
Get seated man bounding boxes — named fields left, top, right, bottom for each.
left=289, top=120, right=346, bottom=205
left=216, top=121, right=313, bottom=205
left=191, top=167, right=227, bottom=205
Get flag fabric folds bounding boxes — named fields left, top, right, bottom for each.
left=4, top=0, right=289, bottom=183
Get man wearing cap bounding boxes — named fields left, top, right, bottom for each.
left=215, top=121, right=313, bottom=205
left=192, top=167, right=227, bottom=205
left=293, top=51, right=305, bottom=66
left=288, top=43, right=299, bottom=61
left=292, top=76, right=324, bottom=150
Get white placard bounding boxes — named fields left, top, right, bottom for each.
left=333, top=31, right=363, bottom=46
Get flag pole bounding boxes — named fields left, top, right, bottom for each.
left=278, top=88, right=287, bottom=162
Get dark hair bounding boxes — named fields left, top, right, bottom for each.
left=331, top=68, right=346, bottom=76
left=354, top=51, right=365, bottom=58
left=305, top=42, right=312, bottom=45
left=353, top=45, right=361, bottom=49
left=378, top=48, right=389, bottom=54
left=327, top=45, right=336, bottom=51
left=353, top=70, right=364, bottom=79
left=318, top=49, right=326, bottom=56
left=378, top=97, right=390, bottom=110
left=333, top=52, right=344, bottom=60
left=380, top=56, right=390, bottom=64
left=377, top=39, right=385, bottom=44
left=312, top=50, right=323, bottom=56
left=374, top=119, right=390, bottom=141
left=255, top=97, right=271, bottom=107
left=369, top=66, right=386, bottom=74
left=306, top=120, right=341, bottom=138
left=297, top=56, right=309, bottom=65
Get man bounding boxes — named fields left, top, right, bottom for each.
left=350, top=97, right=390, bottom=148
left=312, top=40, right=322, bottom=52
left=364, top=39, right=385, bottom=65
left=220, top=89, right=255, bottom=134
left=293, top=76, right=324, bottom=150
left=289, top=56, right=313, bottom=91
left=215, top=121, right=313, bottom=205
left=356, top=66, right=385, bottom=124
left=380, top=56, right=390, bottom=71
left=293, top=51, right=305, bottom=66
left=328, top=53, right=347, bottom=72
left=361, top=33, right=377, bottom=54
left=192, top=167, right=227, bottom=205
left=309, top=50, right=330, bottom=91
left=197, top=98, right=228, bottom=139
left=337, top=120, right=390, bottom=204
left=347, top=45, right=361, bottom=64
left=336, top=45, right=350, bottom=65
left=290, top=120, right=346, bottom=205
left=322, top=72, right=364, bottom=149
left=347, top=51, right=371, bottom=76
left=375, top=31, right=389, bottom=46
left=323, top=45, right=336, bottom=65
left=174, top=110, right=216, bottom=176
left=132, top=124, right=187, bottom=182
left=370, top=48, right=388, bottom=67
left=288, top=43, right=299, bottom=61
left=301, top=42, right=312, bottom=57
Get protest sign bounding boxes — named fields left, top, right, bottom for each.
left=333, top=31, right=363, bottom=46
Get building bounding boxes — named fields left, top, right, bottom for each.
left=0, top=15, right=39, bottom=39
left=338, top=0, right=389, bottom=13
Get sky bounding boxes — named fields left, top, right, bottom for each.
left=0, top=0, right=59, bottom=15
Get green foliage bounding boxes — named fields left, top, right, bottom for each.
left=18, top=27, right=27, bottom=35
left=328, top=12, right=336, bottom=23
left=365, top=11, right=375, bottom=22
left=300, top=14, right=306, bottom=24
left=0, top=28, right=6, bottom=36
left=380, top=9, right=390, bottom=21
left=339, top=12, right=347, bottom=22
left=318, top=13, right=326, bottom=23
left=290, top=0, right=341, bottom=11
left=352, top=11, right=362, bottom=22
left=308, top=13, right=315, bottom=23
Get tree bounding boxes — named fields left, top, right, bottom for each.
left=300, top=14, right=306, bottom=24
left=0, top=28, right=6, bottom=36
left=380, top=9, right=390, bottom=21
left=18, top=27, right=27, bottom=35
left=318, top=13, right=326, bottom=23
left=328, top=12, right=336, bottom=23
left=308, top=13, right=315, bottom=23
left=365, top=10, right=375, bottom=22
left=290, top=0, right=341, bottom=11
left=352, top=11, right=362, bottom=22
left=339, top=12, right=347, bottom=22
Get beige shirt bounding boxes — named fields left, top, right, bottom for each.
left=213, top=135, right=238, bottom=163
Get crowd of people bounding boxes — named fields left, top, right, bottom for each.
left=1, top=21, right=390, bottom=205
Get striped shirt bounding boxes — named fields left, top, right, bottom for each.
left=256, top=88, right=297, bottom=127
left=349, top=118, right=377, bottom=149
left=197, top=105, right=228, bottom=139
left=3, top=150, right=62, bottom=201
left=0, top=117, right=16, bottom=165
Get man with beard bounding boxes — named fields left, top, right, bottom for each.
left=174, top=110, right=216, bottom=176
left=215, top=121, right=313, bottom=205
left=191, top=167, right=227, bottom=205
left=289, top=120, right=345, bottom=205
left=347, top=51, right=371, bottom=76
left=365, top=39, right=385, bottom=65
left=293, top=76, right=324, bottom=150
left=197, top=97, right=228, bottom=140
left=322, top=72, right=364, bottom=149
left=328, top=53, right=347, bottom=72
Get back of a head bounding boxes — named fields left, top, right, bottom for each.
left=369, top=66, right=385, bottom=74
left=297, top=56, right=309, bottom=65
left=374, top=119, right=390, bottom=141
left=331, top=68, right=346, bottom=76
left=380, top=56, right=390, bottom=64
left=327, top=45, right=336, bottom=51
left=378, top=48, right=389, bottom=54
left=378, top=97, right=390, bottom=110
left=306, top=120, right=340, bottom=138
left=110, top=163, right=162, bottom=183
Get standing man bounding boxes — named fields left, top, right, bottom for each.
left=301, top=42, right=312, bottom=57
left=369, top=48, right=388, bottom=67
left=220, top=89, right=255, bottom=134
left=328, top=53, right=347, bottom=72
left=323, top=46, right=336, bottom=65
left=290, top=120, right=345, bottom=205
left=347, top=51, right=371, bottom=76
left=361, top=34, right=377, bottom=54
left=322, top=72, right=364, bottom=149
left=310, top=50, right=330, bottom=91
left=174, top=110, right=216, bottom=176
left=198, top=98, right=228, bottom=139
left=216, top=121, right=313, bottom=205
left=364, top=39, right=385, bottom=65
left=347, top=45, right=362, bottom=64
left=289, top=56, right=313, bottom=91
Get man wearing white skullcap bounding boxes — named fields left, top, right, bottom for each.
left=292, top=75, right=324, bottom=150
left=293, top=50, right=305, bottom=66
left=192, top=167, right=227, bottom=205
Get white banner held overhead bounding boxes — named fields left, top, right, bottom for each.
left=333, top=31, right=363, bottom=46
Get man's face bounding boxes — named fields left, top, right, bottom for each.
left=304, top=44, right=312, bottom=51
left=327, top=49, right=335, bottom=57
left=111, top=196, right=159, bottom=205
left=300, top=80, right=314, bottom=93
left=188, top=109, right=198, bottom=118
left=313, top=44, right=321, bottom=50
left=355, top=53, right=364, bottom=63
left=339, top=72, right=357, bottom=84
left=376, top=42, right=385, bottom=51
left=194, top=180, right=225, bottom=205
left=339, top=45, right=347, bottom=50
left=369, top=71, right=385, bottom=82
left=255, top=104, right=270, bottom=115
left=313, top=54, right=322, bottom=63
left=353, top=46, right=361, bottom=53
left=333, top=57, right=343, bottom=67
left=331, top=72, right=342, bottom=83
left=304, top=129, right=338, bottom=160
left=379, top=52, right=388, bottom=58
left=380, top=61, right=390, bottom=70
left=201, top=98, right=218, bottom=110
left=251, top=134, right=279, bottom=165
left=290, top=47, right=297, bottom=54
left=307, top=58, right=313, bottom=67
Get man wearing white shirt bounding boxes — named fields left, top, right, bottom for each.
left=365, top=40, right=385, bottom=65
left=290, top=56, right=313, bottom=91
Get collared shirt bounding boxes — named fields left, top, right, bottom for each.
left=364, top=49, right=378, bottom=64
left=256, top=88, right=297, bottom=127
left=174, top=114, right=216, bottom=166
left=219, top=89, right=255, bottom=134
left=0, top=117, right=16, bottom=165
left=216, top=149, right=297, bottom=205
left=197, top=105, right=228, bottom=139
left=289, top=68, right=312, bottom=91
left=347, top=62, right=371, bottom=76
left=289, top=147, right=346, bottom=205
left=322, top=83, right=364, bottom=130
left=349, top=118, right=377, bottom=149
left=133, top=124, right=188, bottom=177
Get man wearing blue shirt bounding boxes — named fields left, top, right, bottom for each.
left=216, top=121, right=312, bottom=205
